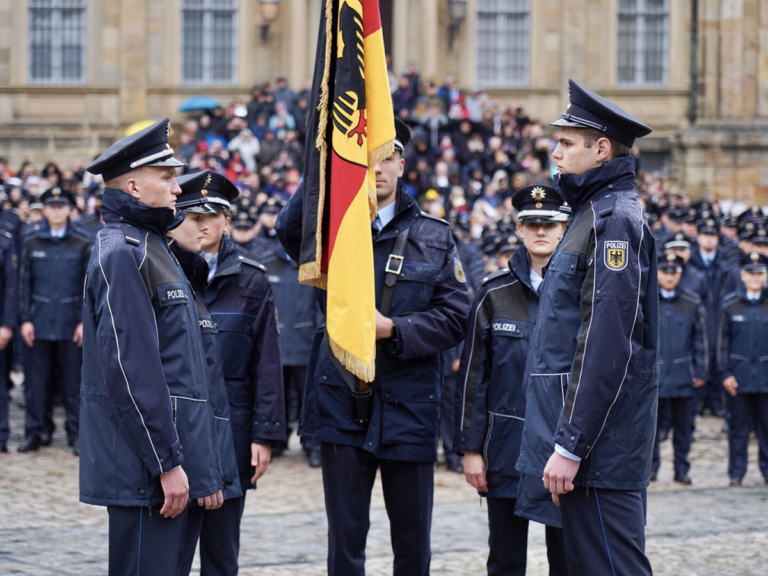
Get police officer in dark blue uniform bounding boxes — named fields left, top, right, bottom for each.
left=277, top=118, right=470, bottom=576
left=456, top=185, right=570, bottom=576
left=718, top=252, right=768, bottom=486
left=164, top=181, right=243, bottom=575
left=81, top=119, right=228, bottom=575
left=18, top=188, right=91, bottom=455
left=517, top=80, right=658, bottom=575
left=0, top=206, right=19, bottom=453
left=250, top=197, right=322, bottom=465
left=230, top=208, right=259, bottom=256
left=689, top=218, right=739, bottom=416
left=651, top=253, right=708, bottom=484
left=175, top=169, right=286, bottom=574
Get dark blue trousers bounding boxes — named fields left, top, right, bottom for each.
left=321, top=442, right=433, bottom=576
left=486, top=497, right=569, bottom=576
left=108, top=505, right=188, bottom=576
left=0, top=356, right=8, bottom=445
left=24, top=340, right=81, bottom=441
left=559, top=487, right=652, bottom=576
left=178, top=495, right=247, bottom=576
left=652, top=396, right=694, bottom=476
left=728, top=393, right=768, bottom=481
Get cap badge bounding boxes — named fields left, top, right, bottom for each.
left=52, top=188, right=60, bottom=197
left=667, top=254, right=676, bottom=263
left=531, top=187, right=546, bottom=202
left=201, top=173, right=212, bottom=197
left=752, top=252, right=760, bottom=261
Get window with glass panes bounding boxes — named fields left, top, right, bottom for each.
left=182, top=0, right=238, bottom=85
left=28, top=0, right=86, bottom=85
left=476, top=0, right=530, bottom=88
left=617, top=0, right=669, bottom=86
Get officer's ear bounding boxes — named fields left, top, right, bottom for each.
left=595, top=137, right=612, bottom=163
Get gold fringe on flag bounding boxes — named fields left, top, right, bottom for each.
left=330, top=334, right=376, bottom=382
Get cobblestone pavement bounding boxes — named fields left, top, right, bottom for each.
left=2, top=378, right=767, bottom=575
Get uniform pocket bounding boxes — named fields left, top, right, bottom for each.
left=214, top=417, right=238, bottom=486
left=391, top=264, right=441, bottom=315
left=214, top=313, right=254, bottom=382
left=316, top=359, right=367, bottom=433
left=171, top=395, right=217, bottom=482
left=485, top=412, right=524, bottom=484
left=379, top=381, right=439, bottom=446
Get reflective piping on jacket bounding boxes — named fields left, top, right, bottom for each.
left=583, top=204, right=644, bottom=460
left=97, top=233, right=164, bottom=472
left=567, top=203, right=599, bottom=423
left=488, top=411, right=524, bottom=422
left=459, top=278, right=519, bottom=431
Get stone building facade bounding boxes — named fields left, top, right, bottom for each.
left=0, top=0, right=765, bottom=201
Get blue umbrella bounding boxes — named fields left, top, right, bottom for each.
left=178, top=95, right=222, bottom=112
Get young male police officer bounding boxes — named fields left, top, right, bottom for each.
left=652, top=253, right=708, bottom=484
left=516, top=80, right=658, bottom=575
left=456, top=185, right=570, bottom=576
left=18, top=188, right=91, bottom=455
left=174, top=169, right=285, bottom=574
left=277, top=119, right=470, bottom=576
left=81, top=119, right=228, bottom=575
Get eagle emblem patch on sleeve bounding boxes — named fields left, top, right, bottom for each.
left=604, top=241, right=628, bottom=271
left=454, top=257, right=467, bottom=283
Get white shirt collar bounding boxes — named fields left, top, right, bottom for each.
left=529, top=269, right=544, bottom=293
left=747, top=290, right=761, bottom=302
left=50, top=226, right=66, bottom=238
left=377, top=202, right=397, bottom=230
left=660, top=289, right=676, bottom=299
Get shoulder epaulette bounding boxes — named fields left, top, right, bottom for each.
left=595, top=194, right=618, bottom=218
left=722, top=292, right=741, bottom=307
left=481, top=268, right=512, bottom=285
left=419, top=211, right=449, bottom=226
left=238, top=255, right=267, bottom=272
left=120, top=223, right=142, bottom=246
left=71, top=229, right=93, bottom=242
left=679, top=289, right=701, bottom=304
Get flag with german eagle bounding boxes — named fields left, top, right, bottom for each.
left=299, top=0, right=395, bottom=382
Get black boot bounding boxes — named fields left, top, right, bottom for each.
left=18, top=435, right=41, bottom=453
left=307, top=449, right=321, bottom=468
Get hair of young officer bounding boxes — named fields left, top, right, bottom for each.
left=579, top=128, right=632, bottom=159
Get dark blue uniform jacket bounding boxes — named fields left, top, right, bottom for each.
left=80, top=189, right=225, bottom=507
left=717, top=289, right=768, bottom=394
left=454, top=247, right=562, bottom=527
left=689, top=248, right=739, bottom=355
left=21, top=221, right=91, bottom=341
left=171, top=241, right=242, bottom=501
left=0, top=225, right=19, bottom=329
left=517, top=155, right=659, bottom=491
left=250, top=230, right=320, bottom=367
left=658, top=290, right=708, bottom=398
left=277, top=184, right=470, bottom=462
left=204, top=235, right=286, bottom=489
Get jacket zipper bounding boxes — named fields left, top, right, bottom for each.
left=483, top=413, right=494, bottom=469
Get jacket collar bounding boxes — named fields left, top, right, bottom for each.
left=376, top=184, right=419, bottom=240
left=214, top=235, right=244, bottom=279
left=169, top=240, right=208, bottom=296
left=509, top=248, right=537, bottom=295
left=102, top=188, right=184, bottom=236
left=37, top=220, right=72, bottom=240
left=553, top=155, right=637, bottom=210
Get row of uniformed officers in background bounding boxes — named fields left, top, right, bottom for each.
left=0, top=103, right=767, bottom=574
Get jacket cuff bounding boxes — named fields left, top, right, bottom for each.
left=251, top=418, right=287, bottom=444
left=553, top=416, right=589, bottom=460
left=387, top=320, right=404, bottom=357
left=153, top=438, right=184, bottom=477
left=453, top=426, right=486, bottom=454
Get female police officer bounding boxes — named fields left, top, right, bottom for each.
left=455, top=185, right=570, bottom=575
left=173, top=169, right=285, bottom=574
